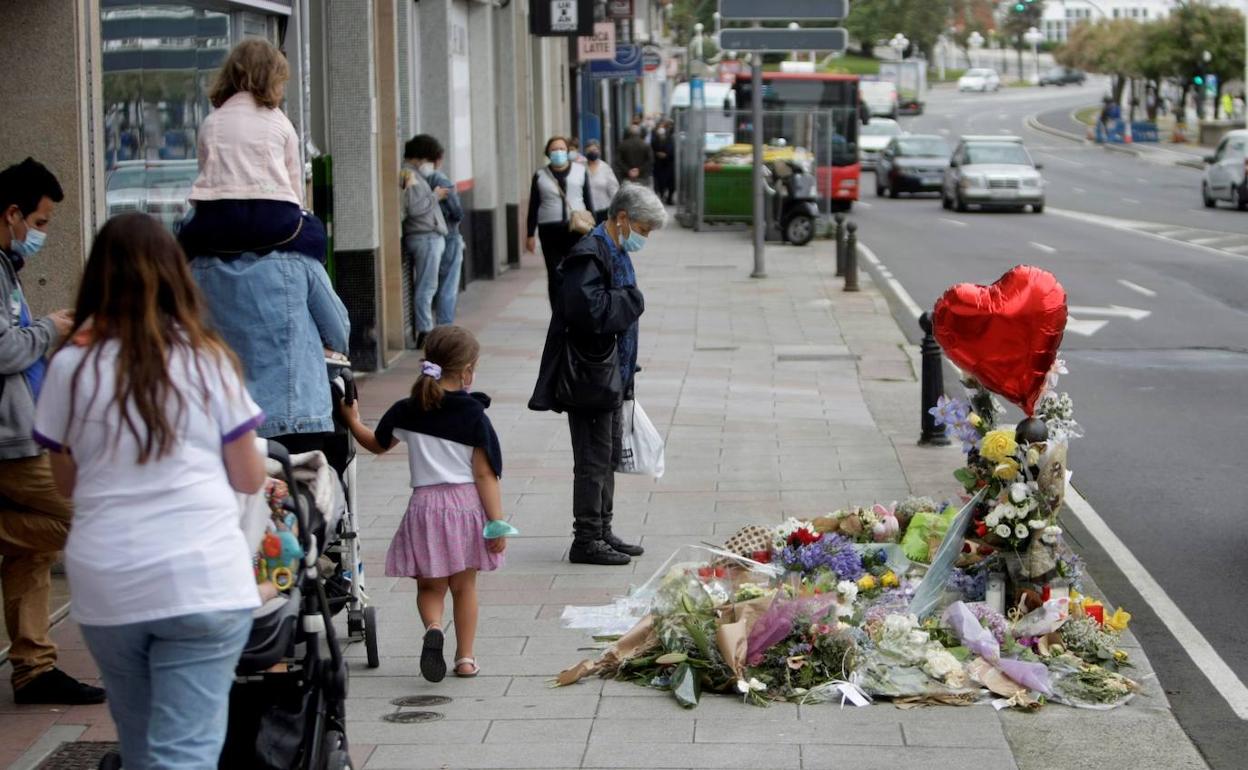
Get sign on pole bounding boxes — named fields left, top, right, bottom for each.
left=718, top=0, right=848, bottom=19
left=551, top=0, right=578, bottom=33
left=719, top=28, right=849, bottom=53
left=531, top=0, right=592, bottom=36
left=642, top=45, right=663, bottom=73
left=588, top=43, right=643, bottom=80
left=578, top=22, right=616, bottom=62
left=606, top=0, right=634, bottom=18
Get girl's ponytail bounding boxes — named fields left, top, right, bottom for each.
left=410, top=325, right=481, bottom=410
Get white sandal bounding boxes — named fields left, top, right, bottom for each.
left=454, top=657, right=479, bottom=678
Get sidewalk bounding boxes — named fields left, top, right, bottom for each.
left=1, top=223, right=1207, bottom=769
left=1029, top=106, right=1212, bottom=169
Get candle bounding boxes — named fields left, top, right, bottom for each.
left=986, top=573, right=1006, bottom=614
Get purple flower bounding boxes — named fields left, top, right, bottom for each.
left=947, top=567, right=988, bottom=601
left=967, top=602, right=1009, bottom=647
left=929, top=396, right=971, bottom=427
left=787, top=642, right=813, bottom=657
left=779, top=534, right=864, bottom=581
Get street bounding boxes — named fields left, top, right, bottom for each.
left=856, top=80, right=1248, bottom=769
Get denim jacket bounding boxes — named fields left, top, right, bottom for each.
left=191, top=251, right=349, bottom=437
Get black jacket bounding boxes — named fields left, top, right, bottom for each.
left=528, top=233, right=644, bottom=413
left=614, top=136, right=654, bottom=180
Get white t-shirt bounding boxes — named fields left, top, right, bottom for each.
left=34, top=341, right=264, bottom=626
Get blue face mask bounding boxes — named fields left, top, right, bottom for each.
left=622, top=226, right=647, bottom=253
left=549, top=150, right=569, bottom=167
left=10, top=219, right=46, bottom=258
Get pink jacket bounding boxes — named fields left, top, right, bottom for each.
left=190, top=92, right=303, bottom=205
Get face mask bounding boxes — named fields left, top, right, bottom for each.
left=9, top=218, right=45, bottom=258
left=568, top=150, right=580, bottom=160
left=549, top=150, right=569, bottom=167
left=619, top=219, right=647, bottom=253
left=585, top=151, right=601, bottom=162
left=656, top=129, right=667, bottom=138
left=418, top=162, right=435, bottom=176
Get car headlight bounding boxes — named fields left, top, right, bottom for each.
left=961, top=175, right=986, bottom=189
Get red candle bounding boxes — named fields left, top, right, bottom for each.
left=1086, top=604, right=1105, bottom=625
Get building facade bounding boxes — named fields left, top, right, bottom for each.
left=1042, top=0, right=1248, bottom=42
left=0, top=0, right=575, bottom=371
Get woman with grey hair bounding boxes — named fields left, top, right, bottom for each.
left=528, top=184, right=666, bottom=565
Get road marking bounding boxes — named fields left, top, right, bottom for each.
left=1136, top=177, right=1149, bottom=184
left=1117, top=279, right=1157, bottom=297
left=1068, top=304, right=1151, bottom=320
left=1048, top=207, right=1248, bottom=264
left=1189, top=235, right=1244, bottom=246
left=1065, top=318, right=1109, bottom=336
left=1225, top=244, right=1248, bottom=254
left=939, top=218, right=968, bottom=227
left=1064, top=485, right=1248, bottom=720
left=938, top=127, right=950, bottom=134
left=1073, top=187, right=1086, bottom=194
left=1156, top=228, right=1196, bottom=238
left=1029, top=241, right=1056, bottom=254
left=862, top=237, right=1248, bottom=719
left=856, top=201, right=874, bottom=210
left=1122, top=197, right=1141, bottom=204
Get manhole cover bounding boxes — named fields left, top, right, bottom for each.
left=383, top=711, right=445, bottom=724
left=36, top=742, right=119, bottom=769
left=391, top=694, right=452, bottom=707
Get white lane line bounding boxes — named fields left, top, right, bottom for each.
left=938, top=127, right=950, bottom=135
left=1225, top=244, right=1248, bottom=254
left=1156, top=228, right=1196, bottom=238
left=1073, top=187, right=1086, bottom=194
left=939, top=218, right=968, bottom=227
left=1048, top=207, right=1248, bottom=264
left=857, top=241, right=924, bottom=321
left=1136, top=177, right=1149, bottom=184
left=1189, top=235, right=1244, bottom=246
left=1065, top=486, right=1248, bottom=720
left=1122, top=197, right=1141, bottom=204
left=1065, top=318, right=1109, bottom=336
left=1117, top=279, right=1157, bottom=297
left=1029, top=241, right=1057, bottom=254
left=856, top=201, right=873, bottom=209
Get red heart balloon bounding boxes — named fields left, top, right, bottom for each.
left=932, top=265, right=1068, bottom=416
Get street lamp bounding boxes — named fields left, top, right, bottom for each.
left=890, top=33, right=909, bottom=61
left=1024, top=26, right=1045, bottom=84
left=968, top=31, right=985, bottom=69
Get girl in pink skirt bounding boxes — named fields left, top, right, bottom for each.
left=340, top=325, right=506, bottom=681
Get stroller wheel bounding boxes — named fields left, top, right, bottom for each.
left=363, top=605, right=380, bottom=669
left=347, top=608, right=364, bottom=639
left=98, top=751, right=122, bottom=770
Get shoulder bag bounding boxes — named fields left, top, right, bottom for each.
left=555, top=334, right=622, bottom=412
left=547, top=168, right=596, bottom=235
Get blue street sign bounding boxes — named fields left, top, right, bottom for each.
left=589, top=43, right=643, bottom=80
left=690, top=77, right=705, bottom=109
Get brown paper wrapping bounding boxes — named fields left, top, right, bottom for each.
left=554, top=614, right=657, bottom=687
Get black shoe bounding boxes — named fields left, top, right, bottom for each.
left=416, top=331, right=428, bottom=350
left=420, top=627, right=447, bottom=683
left=569, top=539, right=631, bottom=566
left=13, top=667, right=106, bottom=705
left=602, top=532, right=644, bottom=557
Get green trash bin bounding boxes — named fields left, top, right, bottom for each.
left=702, top=163, right=755, bottom=220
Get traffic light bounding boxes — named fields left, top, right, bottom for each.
left=1194, top=75, right=1204, bottom=86
left=1014, top=2, right=1025, bottom=10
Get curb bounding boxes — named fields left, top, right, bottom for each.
left=1027, top=113, right=1209, bottom=170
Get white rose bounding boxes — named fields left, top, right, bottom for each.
left=1010, top=483, right=1029, bottom=503
left=995, top=504, right=1016, bottom=521
left=1028, top=519, right=1046, bottom=530
left=995, top=524, right=1012, bottom=539
left=1014, top=523, right=1029, bottom=539
left=836, top=580, right=858, bottom=604
left=985, top=511, right=1001, bottom=528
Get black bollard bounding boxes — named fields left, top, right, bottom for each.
left=918, top=312, right=951, bottom=446
left=834, top=213, right=846, bottom=276
left=843, top=221, right=859, bottom=292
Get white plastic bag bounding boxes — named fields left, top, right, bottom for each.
left=616, top=399, right=665, bottom=478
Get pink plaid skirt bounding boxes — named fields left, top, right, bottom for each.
left=385, top=483, right=504, bottom=579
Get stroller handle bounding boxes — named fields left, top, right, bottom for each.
left=340, top=368, right=357, bottom=406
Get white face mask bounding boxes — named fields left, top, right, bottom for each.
left=418, top=162, right=435, bottom=177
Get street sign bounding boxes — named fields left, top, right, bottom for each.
left=718, top=0, right=849, bottom=19
left=588, top=43, right=643, bottom=80
left=719, top=28, right=848, bottom=52
left=578, top=22, right=616, bottom=62
left=690, top=77, right=705, bottom=109
left=551, top=0, right=578, bottom=32
left=642, top=45, right=663, bottom=73
left=606, top=0, right=633, bottom=18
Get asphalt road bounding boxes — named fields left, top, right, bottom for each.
left=855, top=81, right=1248, bottom=769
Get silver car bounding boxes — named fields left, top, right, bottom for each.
left=859, top=118, right=902, bottom=171
left=942, top=136, right=1045, bottom=214
left=1201, top=129, right=1248, bottom=210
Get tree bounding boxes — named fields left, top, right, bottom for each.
left=950, top=0, right=997, bottom=63
left=844, top=0, right=954, bottom=60
left=1001, top=0, right=1044, bottom=80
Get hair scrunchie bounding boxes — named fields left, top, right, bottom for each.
left=421, top=361, right=443, bottom=380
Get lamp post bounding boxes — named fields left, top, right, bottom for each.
left=1024, top=27, right=1044, bottom=84
left=968, top=31, right=985, bottom=69
left=890, top=33, right=910, bottom=61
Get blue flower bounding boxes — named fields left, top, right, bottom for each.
left=928, top=395, right=970, bottom=428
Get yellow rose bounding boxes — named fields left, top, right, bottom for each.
left=881, top=571, right=899, bottom=588
left=979, top=429, right=1018, bottom=464
left=969, top=413, right=983, bottom=428
left=1105, top=608, right=1132, bottom=632
left=857, top=574, right=877, bottom=591
left=993, top=459, right=1020, bottom=480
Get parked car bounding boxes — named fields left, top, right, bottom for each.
left=105, top=159, right=199, bottom=230
left=957, top=68, right=1001, bottom=93
left=876, top=135, right=952, bottom=198
left=860, top=80, right=900, bottom=119
left=1039, top=66, right=1087, bottom=87
left=942, top=135, right=1045, bottom=213
left=1201, top=130, right=1248, bottom=210
left=859, top=118, right=903, bottom=170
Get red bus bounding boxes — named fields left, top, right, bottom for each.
left=731, top=72, right=864, bottom=211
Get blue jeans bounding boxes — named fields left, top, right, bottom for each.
left=436, top=232, right=463, bottom=325
left=406, top=232, right=446, bottom=335
left=82, top=609, right=252, bottom=770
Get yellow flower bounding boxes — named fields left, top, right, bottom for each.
left=881, top=571, right=899, bottom=588
left=857, top=574, right=877, bottom=591
left=993, top=459, right=1020, bottom=480
left=969, top=413, right=983, bottom=428
left=1026, top=447, right=1041, bottom=467
left=1105, top=608, right=1132, bottom=632
left=979, top=430, right=1018, bottom=464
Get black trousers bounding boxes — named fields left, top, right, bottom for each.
left=538, top=223, right=580, bottom=310
left=567, top=408, right=622, bottom=545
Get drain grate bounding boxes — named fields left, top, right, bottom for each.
left=36, top=742, right=119, bottom=770
left=383, top=710, right=445, bottom=724
left=391, top=694, right=452, bottom=707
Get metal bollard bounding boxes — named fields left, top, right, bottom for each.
left=843, top=222, right=859, bottom=292
left=918, top=312, right=951, bottom=446
left=834, top=213, right=846, bottom=276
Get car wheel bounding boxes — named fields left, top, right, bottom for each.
left=1033, top=202, right=1045, bottom=214
left=1238, top=184, right=1248, bottom=211
left=1202, top=182, right=1216, bottom=208
left=954, top=192, right=968, bottom=212
left=875, top=175, right=885, bottom=197
left=941, top=191, right=952, bottom=210
left=784, top=215, right=815, bottom=246
left=889, top=183, right=900, bottom=199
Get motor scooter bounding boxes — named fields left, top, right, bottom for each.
left=770, top=157, right=819, bottom=246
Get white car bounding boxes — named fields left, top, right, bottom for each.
left=958, top=68, right=1001, bottom=93
left=1201, top=129, right=1248, bottom=209
left=942, top=135, right=1045, bottom=214
left=105, top=160, right=199, bottom=230
left=859, top=80, right=900, bottom=118
left=859, top=118, right=903, bottom=170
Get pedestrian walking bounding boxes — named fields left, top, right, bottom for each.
left=651, top=119, right=676, bottom=205
left=339, top=326, right=506, bottom=681
left=614, top=125, right=654, bottom=186
left=402, top=135, right=451, bottom=350
left=584, top=139, right=620, bottom=224
left=411, top=135, right=464, bottom=330
left=185, top=37, right=349, bottom=456
left=526, top=136, right=595, bottom=309
left=528, top=184, right=667, bottom=566
left=33, top=213, right=266, bottom=768
left=568, top=137, right=586, bottom=165
left=0, top=158, right=104, bottom=706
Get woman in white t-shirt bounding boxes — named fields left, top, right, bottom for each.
left=34, top=213, right=266, bottom=770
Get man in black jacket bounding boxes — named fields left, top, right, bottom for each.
left=529, top=184, right=667, bottom=565
left=614, top=126, right=654, bottom=187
